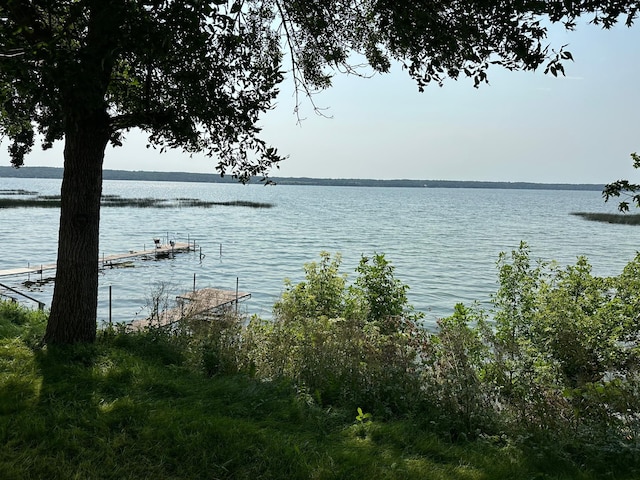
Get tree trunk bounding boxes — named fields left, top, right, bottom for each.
left=44, top=112, right=110, bottom=344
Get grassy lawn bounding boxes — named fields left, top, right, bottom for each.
left=1, top=302, right=637, bottom=479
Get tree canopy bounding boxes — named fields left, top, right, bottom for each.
left=3, top=1, right=639, bottom=176
left=1, top=0, right=638, bottom=343
left=1, top=0, right=286, bottom=180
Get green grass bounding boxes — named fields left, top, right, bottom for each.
left=0, top=302, right=637, bottom=479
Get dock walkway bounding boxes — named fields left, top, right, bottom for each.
left=128, top=287, right=251, bottom=331
left=0, top=242, right=195, bottom=278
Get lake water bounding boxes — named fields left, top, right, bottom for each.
left=0, top=177, right=637, bottom=328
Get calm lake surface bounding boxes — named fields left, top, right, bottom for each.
left=0, top=177, right=637, bottom=328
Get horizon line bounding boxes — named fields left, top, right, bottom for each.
left=0, top=165, right=605, bottom=188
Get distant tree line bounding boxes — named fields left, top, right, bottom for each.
left=0, top=166, right=603, bottom=191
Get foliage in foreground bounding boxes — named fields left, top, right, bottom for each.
left=2, top=244, right=640, bottom=478
left=245, top=253, right=428, bottom=415
left=245, top=248, right=640, bottom=469
left=430, top=246, right=640, bottom=457
left=0, top=302, right=589, bottom=480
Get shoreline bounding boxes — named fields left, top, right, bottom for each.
left=1, top=166, right=604, bottom=191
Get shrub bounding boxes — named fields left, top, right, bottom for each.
left=246, top=252, right=428, bottom=416
left=421, top=303, right=499, bottom=437
left=181, top=311, right=245, bottom=377
left=442, top=243, right=640, bottom=453
left=273, top=252, right=354, bottom=321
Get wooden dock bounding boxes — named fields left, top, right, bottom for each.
left=0, top=242, right=195, bottom=278
left=128, top=287, right=251, bottom=331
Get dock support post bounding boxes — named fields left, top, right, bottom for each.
left=235, top=277, right=239, bottom=313
left=193, top=273, right=196, bottom=293
left=109, top=285, right=112, bottom=329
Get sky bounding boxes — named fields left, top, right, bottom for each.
left=7, top=20, right=640, bottom=184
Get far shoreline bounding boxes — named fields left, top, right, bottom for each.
left=0, top=165, right=604, bottom=192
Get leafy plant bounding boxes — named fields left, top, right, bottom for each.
left=182, top=311, right=245, bottom=377
left=356, top=407, right=372, bottom=423
left=248, top=252, right=428, bottom=415
left=423, top=303, right=498, bottom=437
left=450, top=244, right=640, bottom=452
left=273, top=252, right=351, bottom=321
left=353, top=253, right=410, bottom=325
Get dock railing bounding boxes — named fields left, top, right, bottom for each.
left=0, top=282, right=45, bottom=310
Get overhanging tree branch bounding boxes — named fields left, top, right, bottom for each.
left=604, top=152, right=640, bottom=212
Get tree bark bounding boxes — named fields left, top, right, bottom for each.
left=44, top=111, right=110, bottom=344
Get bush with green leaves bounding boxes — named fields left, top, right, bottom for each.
left=431, top=242, right=640, bottom=455
left=245, top=244, right=640, bottom=453
left=245, top=252, right=428, bottom=415
left=181, top=311, right=245, bottom=377
left=421, top=302, right=499, bottom=438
